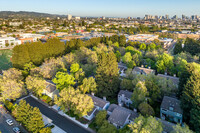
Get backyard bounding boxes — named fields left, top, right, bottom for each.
left=0, top=49, right=12, bottom=70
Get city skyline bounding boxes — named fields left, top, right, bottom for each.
left=1, top=0, right=200, bottom=18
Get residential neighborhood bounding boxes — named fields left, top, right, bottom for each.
left=0, top=1, right=200, bottom=133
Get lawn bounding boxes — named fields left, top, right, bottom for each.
left=0, top=49, right=13, bottom=70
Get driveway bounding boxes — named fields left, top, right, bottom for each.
left=0, top=108, right=28, bottom=133
left=24, top=96, right=92, bottom=133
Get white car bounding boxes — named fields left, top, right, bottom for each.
left=6, top=119, right=13, bottom=125
left=13, top=127, right=20, bottom=133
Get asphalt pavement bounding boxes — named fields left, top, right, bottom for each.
left=0, top=108, right=28, bottom=133
left=25, top=96, right=92, bottom=133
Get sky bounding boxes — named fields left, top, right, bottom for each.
left=0, top=0, right=200, bottom=18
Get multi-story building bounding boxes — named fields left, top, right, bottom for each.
left=67, top=14, right=72, bottom=20
left=0, top=37, right=21, bottom=48
left=160, top=96, right=183, bottom=124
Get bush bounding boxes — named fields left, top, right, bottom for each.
left=40, top=95, right=52, bottom=104
left=4, top=100, right=15, bottom=112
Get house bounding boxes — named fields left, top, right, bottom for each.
left=43, top=80, right=59, bottom=99
left=157, top=74, right=179, bottom=89
left=132, top=66, right=155, bottom=75
left=118, top=63, right=127, bottom=77
left=107, top=104, right=139, bottom=129
left=83, top=94, right=110, bottom=121
left=160, top=119, right=176, bottom=133
left=160, top=96, right=183, bottom=124
left=118, top=90, right=133, bottom=107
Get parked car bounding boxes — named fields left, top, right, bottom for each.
left=13, top=127, right=20, bottom=133
left=6, top=119, right=13, bottom=126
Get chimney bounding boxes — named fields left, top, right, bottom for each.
left=173, top=74, right=176, bottom=77
left=91, top=92, right=94, bottom=96
left=103, top=96, right=106, bottom=101
left=119, top=103, right=122, bottom=107
left=141, top=65, right=144, bottom=68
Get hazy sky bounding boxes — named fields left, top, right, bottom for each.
left=0, top=0, right=200, bottom=17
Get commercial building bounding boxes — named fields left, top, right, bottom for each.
left=0, top=37, right=21, bottom=48
left=128, top=34, right=159, bottom=42
left=18, top=33, right=45, bottom=44
left=67, top=14, right=72, bottom=20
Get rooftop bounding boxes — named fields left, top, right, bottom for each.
left=108, top=105, right=138, bottom=126
left=161, top=96, right=183, bottom=114
left=87, top=94, right=110, bottom=109
left=118, top=90, right=132, bottom=99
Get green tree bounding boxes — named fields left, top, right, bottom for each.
left=95, top=110, right=107, bottom=127
left=26, top=76, right=46, bottom=96
left=132, top=81, right=148, bottom=108
left=98, top=120, right=117, bottom=133
left=119, top=35, right=126, bottom=47
left=171, top=124, right=193, bottom=133
left=138, top=102, right=155, bottom=116
left=180, top=63, right=200, bottom=132
left=96, top=52, right=119, bottom=97
left=156, top=53, right=174, bottom=74
left=129, top=115, right=163, bottom=133
left=79, top=77, right=97, bottom=94
left=139, top=43, right=146, bottom=51
left=70, top=63, right=80, bottom=73
left=39, top=127, right=52, bottom=133
left=52, top=72, right=75, bottom=90
left=122, top=52, right=132, bottom=64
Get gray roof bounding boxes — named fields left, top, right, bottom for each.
left=157, top=74, right=179, bottom=85
left=118, top=90, right=132, bottom=99
left=161, top=119, right=175, bottom=133
left=88, top=94, right=110, bottom=109
left=108, top=106, right=139, bottom=126
left=107, top=104, right=118, bottom=112
left=133, top=67, right=155, bottom=75
left=161, top=96, right=183, bottom=114
left=45, top=80, right=57, bottom=93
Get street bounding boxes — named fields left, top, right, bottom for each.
left=0, top=108, right=28, bottom=133
left=24, top=96, right=92, bottom=133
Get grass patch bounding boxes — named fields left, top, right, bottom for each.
left=0, top=49, right=12, bottom=70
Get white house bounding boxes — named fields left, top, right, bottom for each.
left=83, top=94, right=110, bottom=121
left=118, top=90, right=133, bottom=108
left=43, top=80, right=59, bottom=99
left=0, top=37, right=21, bottom=48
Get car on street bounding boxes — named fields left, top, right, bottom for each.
left=6, top=119, right=13, bottom=126
left=13, top=127, right=20, bottom=133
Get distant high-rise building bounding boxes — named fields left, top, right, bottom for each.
left=172, top=15, right=178, bottom=20
left=182, top=15, right=186, bottom=20
left=165, top=15, right=169, bottom=19
left=67, top=14, right=72, bottom=20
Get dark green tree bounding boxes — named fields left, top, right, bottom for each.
left=96, top=52, right=119, bottom=97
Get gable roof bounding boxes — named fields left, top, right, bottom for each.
left=87, top=94, right=110, bottom=109
left=118, top=90, right=132, bottom=99
left=161, top=119, right=175, bottom=133
left=157, top=74, right=179, bottom=85
left=133, top=67, right=155, bottom=75
left=161, top=96, right=183, bottom=114
left=45, top=80, right=57, bottom=93
left=107, top=104, right=118, bottom=112
left=108, top=106, right=139, bottom=126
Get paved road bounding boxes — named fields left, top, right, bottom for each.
left=0, top=108, right=28, bottom=133
left=25, top=97, right=91, bottom=133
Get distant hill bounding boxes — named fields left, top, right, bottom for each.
left=0, top=11, right=66, bottom=19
